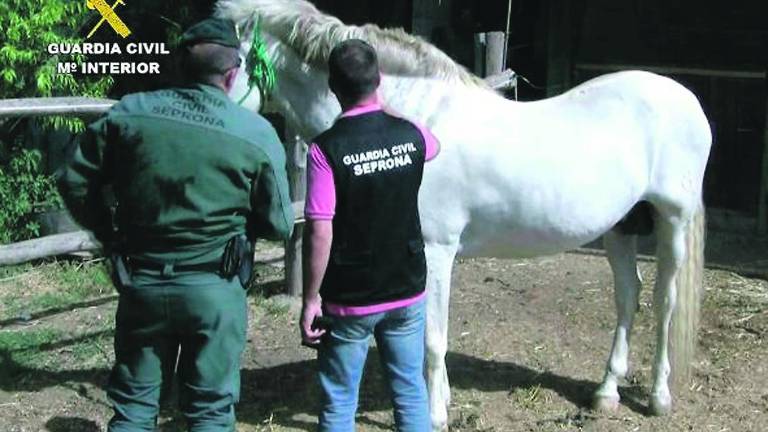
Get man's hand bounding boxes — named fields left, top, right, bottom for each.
left=301, top=220, right=332, bottom=347
left=300, top=295, right=325, bottom=346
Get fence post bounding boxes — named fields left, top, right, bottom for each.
left=474, top=32, right=505, bottom=78
left=473, top=32, right=486, bottom=76
left=485, top=31, right=505, bottom=77
left=284, top=128, right=307, bottom=297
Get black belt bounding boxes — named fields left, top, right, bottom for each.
left=126, top=257, right=220, bottom=273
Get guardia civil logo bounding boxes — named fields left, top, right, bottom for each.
left=86, top=0, right=132, bottom=39
left=49, top=1, right=170, bottom=75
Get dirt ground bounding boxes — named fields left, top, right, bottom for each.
left=0, top=236, right=766, bottom=431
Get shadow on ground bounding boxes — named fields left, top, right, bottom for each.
left=0, top=332, right=111, bottom=392
left=227, top=351, right=647, bottom=430
left=0, top=295, right=118, bottom=328
left=45, top=416, right=101, bottom=432
left=1, top=323, right=653, bottom=430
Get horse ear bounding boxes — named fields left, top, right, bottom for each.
left=238, top=17, right=257, bottom=44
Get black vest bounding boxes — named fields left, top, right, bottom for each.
left=315, top=111, right=427, bottom=306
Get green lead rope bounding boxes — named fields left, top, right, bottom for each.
left=238, top=16, right=277, bottom=109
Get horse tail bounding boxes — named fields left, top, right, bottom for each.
left=670, top=200, right=705, bottom=385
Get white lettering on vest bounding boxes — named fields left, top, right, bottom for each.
left=343, top=142, right=418, bottom=176
left=352, top=154, right=414, bottom=176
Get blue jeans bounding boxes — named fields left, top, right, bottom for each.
left=317, top=299, right=429, bottom=432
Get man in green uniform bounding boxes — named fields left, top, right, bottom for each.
left=58, top=18, right=294, bottom=431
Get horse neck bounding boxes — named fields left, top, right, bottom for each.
left=262, top=36, right=512, bottom=141
left=276, top=72, right=491, bottom=139
left=379, top=75, right=499, bottom=126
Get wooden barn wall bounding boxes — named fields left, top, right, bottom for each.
left=568, top=0, right=768, bottom=230
left=573, top=0, right=768, bottom=67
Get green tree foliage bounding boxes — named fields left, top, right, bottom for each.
left=0, top=0, right=114, bottom=131
left=0, top=0, right=114, bottom=244
left=0, top=2, right=84, bottom=243
left=0, top=147, right=62, bottom=243
left=0, top=0, right=216, bottom=244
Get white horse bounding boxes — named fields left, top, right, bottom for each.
left=218, top=1, right=712, bottom=429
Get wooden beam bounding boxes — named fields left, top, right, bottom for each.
left=485, top=32, right=505, bottom=78
left=284, top=129, right=307, bottom=297
left=575, top=63, right=767, bottom=80
left=0, top=231, right=101, bottom=266
left=0, top=201, right=306, bottom=267
left=0, top=97, right=116, bottom=118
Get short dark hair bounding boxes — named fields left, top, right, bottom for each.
left=328, top=39, right=380, bottom=101
left=182, top=43, right=241, bottom=85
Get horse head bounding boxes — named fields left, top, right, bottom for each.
left=217, top=0, right=487, bottom=141
left=219, top=0, right=343, bottom=139
left=225, top=17, right=262, bottom=114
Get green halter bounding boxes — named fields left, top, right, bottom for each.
left=238, top=16, right=276, bottom=109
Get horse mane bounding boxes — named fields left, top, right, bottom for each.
left=216, top=0, right=487, bottom=88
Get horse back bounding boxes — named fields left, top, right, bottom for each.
left=420, top=71, right=711, bottom=256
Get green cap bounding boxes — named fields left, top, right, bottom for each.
left=181, top=18, right=240, bottom=48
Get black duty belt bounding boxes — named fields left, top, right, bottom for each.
left=126, top=256, right=220, bottom=274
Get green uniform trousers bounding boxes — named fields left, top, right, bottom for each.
left=106, top=268, right=247, bottom=432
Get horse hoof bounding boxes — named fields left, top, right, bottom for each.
left=431, top=409, right=449, bottom=431
left=592, top=395, right=620, bottom=412
left=648, top=398, right=672, bottom=416
left=431, top=421, right=448, bottom=432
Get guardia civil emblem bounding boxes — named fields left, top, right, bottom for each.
left=86, top=0, right=132, bottom=39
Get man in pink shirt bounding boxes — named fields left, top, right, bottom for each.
left=300, top=39, right=439, bottom=431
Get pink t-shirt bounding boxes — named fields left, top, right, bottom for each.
left=306, top=101, right=439, bottom=316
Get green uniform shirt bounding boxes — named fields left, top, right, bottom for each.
left=58, top=83, right=294, bottom=264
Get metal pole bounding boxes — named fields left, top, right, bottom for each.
left=503, top=0, right=513, bottom=68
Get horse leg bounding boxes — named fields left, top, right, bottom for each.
left=424, top=242, right=458, bottom=431
left=594, top=229, right=642, bottom=411
left=649, top=217, right=687, bottom=415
